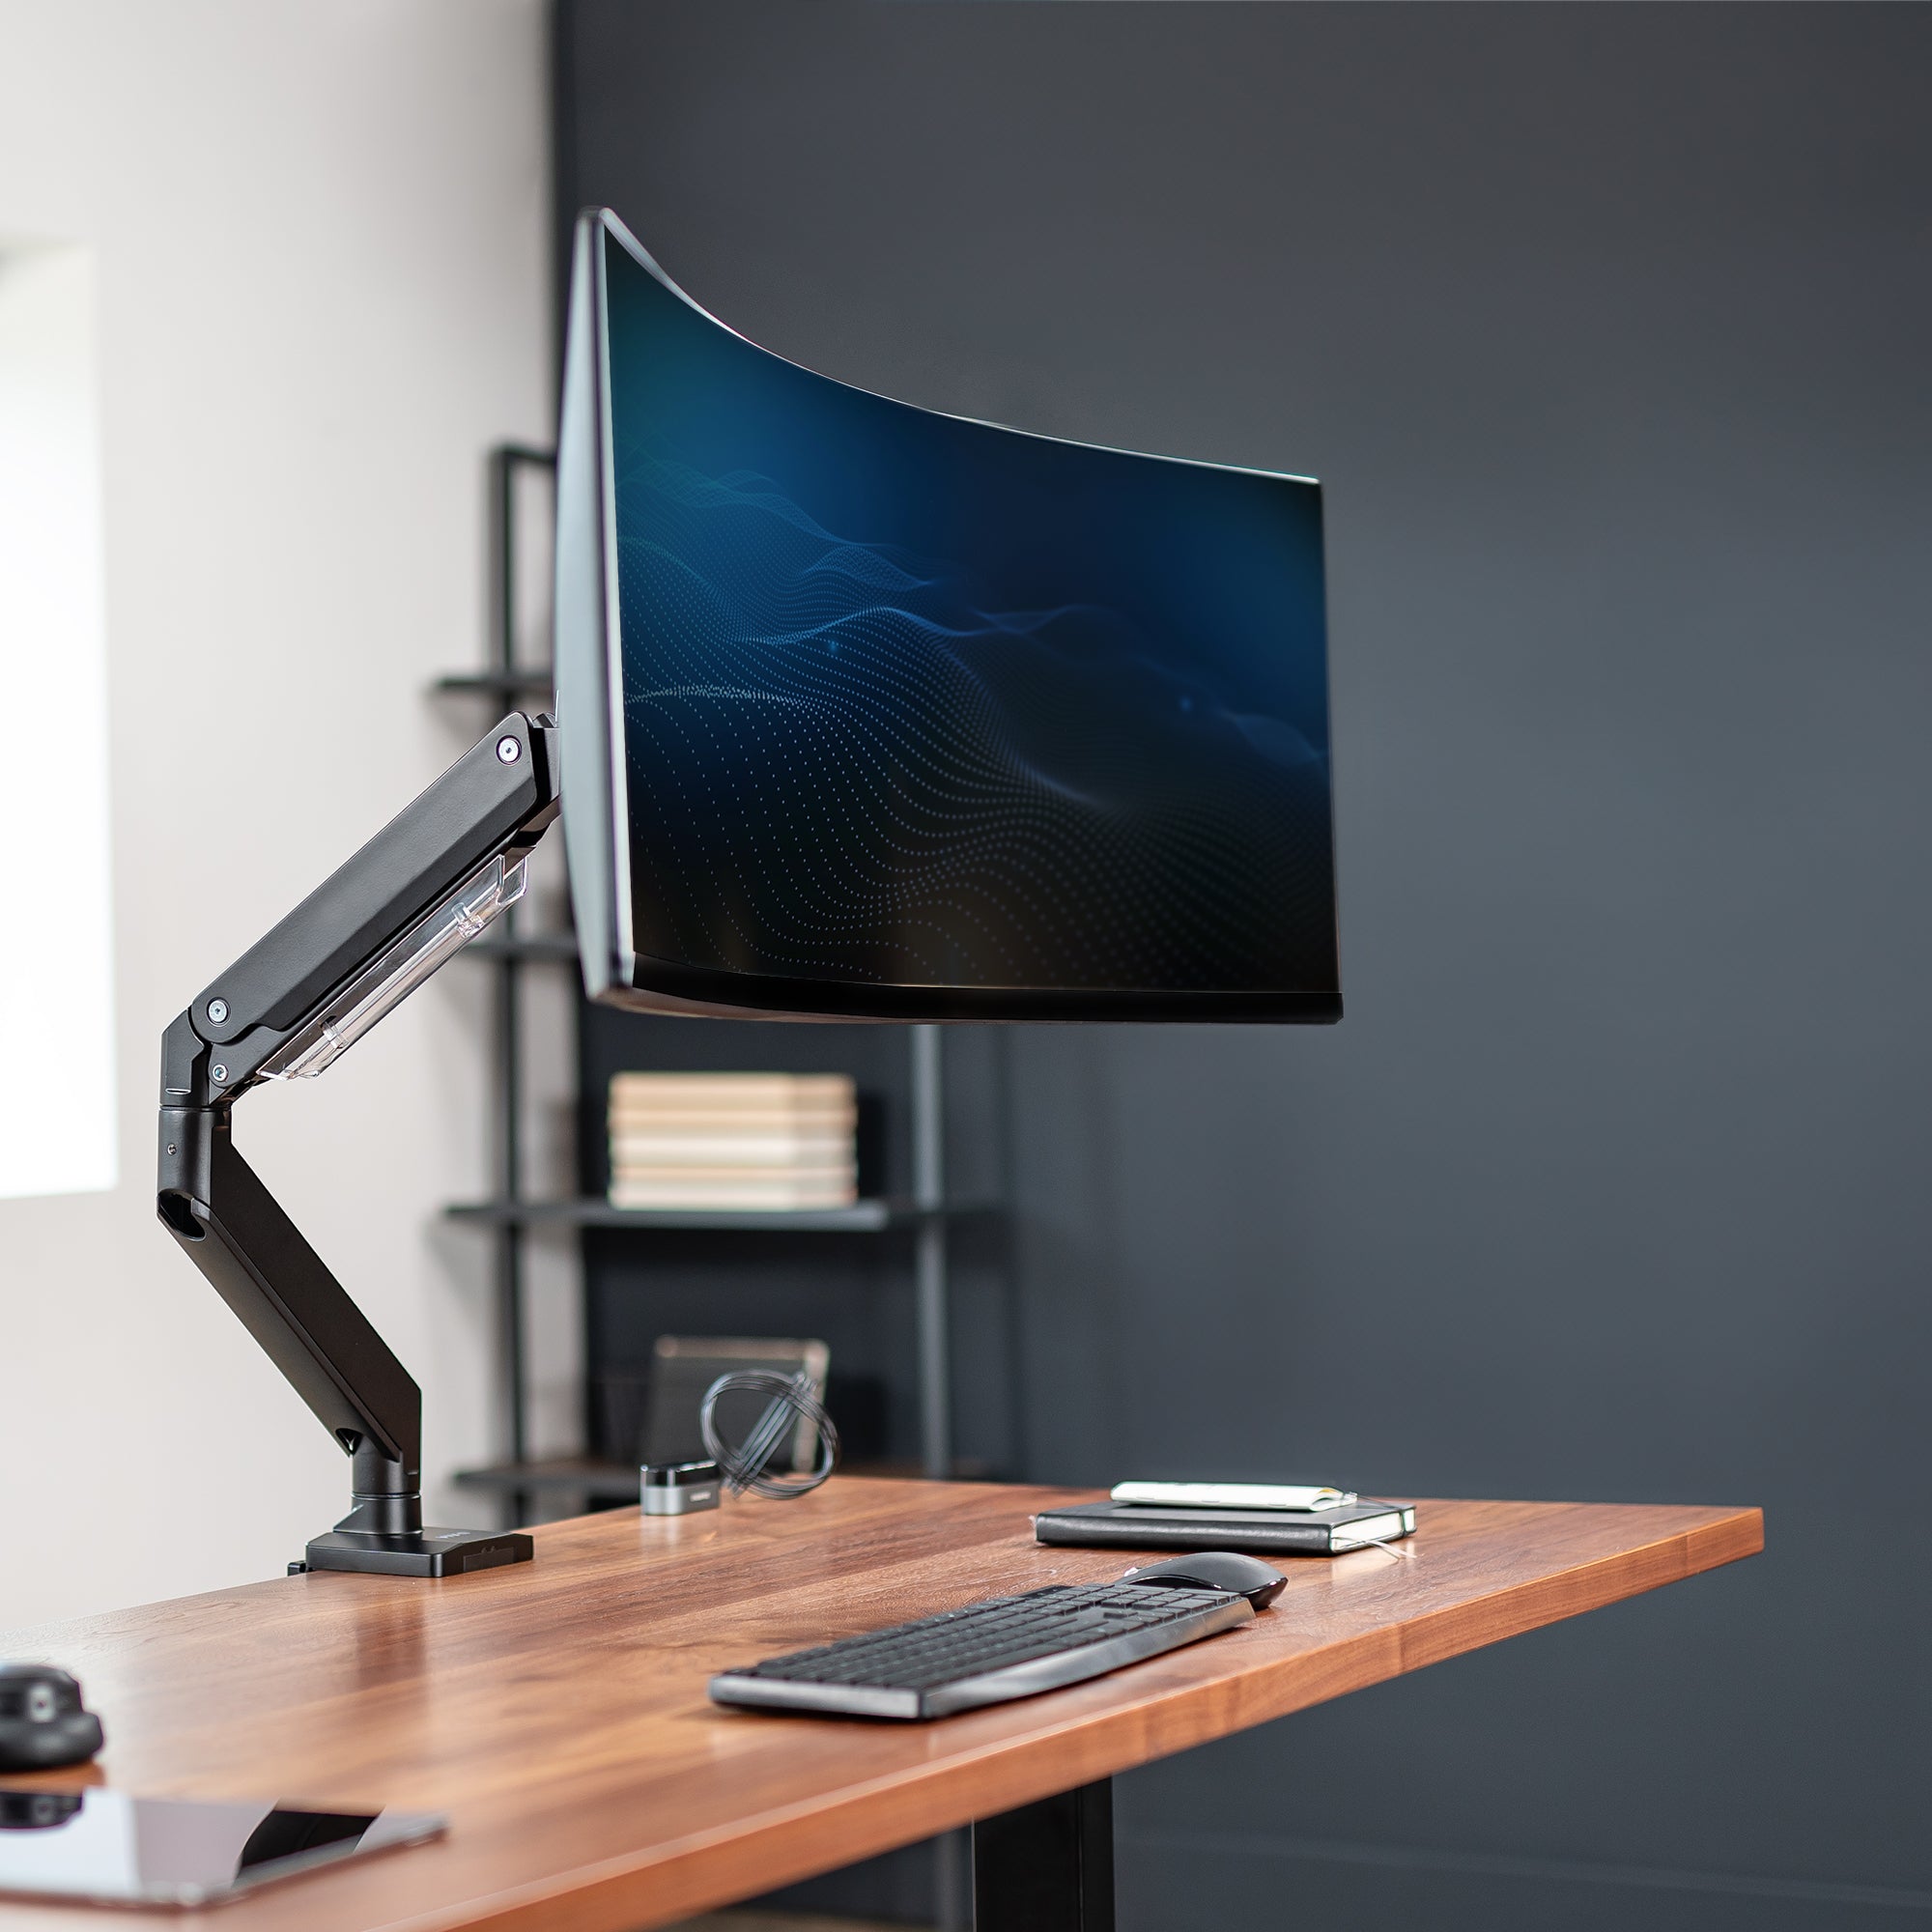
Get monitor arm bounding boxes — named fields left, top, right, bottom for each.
left=156, top=713, right=561, bottom=1577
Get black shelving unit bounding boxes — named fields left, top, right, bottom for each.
left=437, top=443, right=975, bottom=1523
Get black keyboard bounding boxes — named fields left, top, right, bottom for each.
left=708, top=1581, right=1254, bottom=1719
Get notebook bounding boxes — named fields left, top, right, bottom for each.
left=1034, top=1498, right=1417, bottom=1556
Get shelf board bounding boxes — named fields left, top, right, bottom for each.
left=443, top=1196, right=976, bottom=1233
left=463, top=932, right=580, bottom=963
left=451, top=1457, right=980, bottom=1499
left=434, top=669, right=554, bottom=698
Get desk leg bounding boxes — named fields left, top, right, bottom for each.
left=972, top=1779, right=1114, bottom=1931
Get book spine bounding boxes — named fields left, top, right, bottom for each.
left=603, top=1167, right=854, bottom=1182
left=608, top=1135, right=855, bottom=1166
left=607, top=1107, right=856, bottom=1122
left=609, top=1075, right=856, bottom=1106
left=1032, top=1515, right=1336, bottom=1553
left=608, top=1181, right=858, bottom=1210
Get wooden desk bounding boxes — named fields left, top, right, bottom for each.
left=0, top=1482, right=1759, bottom=1932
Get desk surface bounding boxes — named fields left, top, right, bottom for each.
left=1, top=1482, right=1760, bottom=1932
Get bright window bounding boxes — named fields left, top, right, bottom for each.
left=0, top=242, right=116, bottom=1198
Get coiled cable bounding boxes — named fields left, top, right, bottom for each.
left=699, top=1370, right=839, bottom=1499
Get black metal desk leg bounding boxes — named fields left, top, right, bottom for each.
left=973, top=1779, right=1115, bottom=1931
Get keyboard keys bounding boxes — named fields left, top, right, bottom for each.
left=718, top=1581, right=1249, bottom=1716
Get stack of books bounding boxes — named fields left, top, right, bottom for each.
left=607, top=1072, right=859, bottom=1211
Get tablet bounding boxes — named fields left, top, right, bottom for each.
left=0, top=1787, right=444, bottom=1907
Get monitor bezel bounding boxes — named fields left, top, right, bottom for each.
left=555, top=207, right=1341, bottom=1025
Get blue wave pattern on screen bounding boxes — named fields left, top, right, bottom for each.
left=606, top=238, right=1337, bottom=993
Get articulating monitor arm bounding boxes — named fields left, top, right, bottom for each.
left=156, top=713, right=561, bottom=1577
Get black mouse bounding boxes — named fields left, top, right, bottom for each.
left=1121, top=1551, right=1287, bottom=1610
left=0, top=1664, right=105, bottom=1773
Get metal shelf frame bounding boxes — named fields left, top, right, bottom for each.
left=445, top=1194, right=978, bottom=1234
left=449, top=1453, right=988, bottom=1504
left=434, top=670, right=556, bottom=699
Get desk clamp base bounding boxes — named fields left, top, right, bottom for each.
left=303, top=1528, right=533, bottom=1578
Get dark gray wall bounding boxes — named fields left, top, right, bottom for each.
left=555, top=5, right=1932, bottom=1926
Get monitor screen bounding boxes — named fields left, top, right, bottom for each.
left=556, top=210, right=1339, bottom=1022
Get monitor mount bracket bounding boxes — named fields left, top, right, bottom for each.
left=156, top=713, right=561, bottom=1577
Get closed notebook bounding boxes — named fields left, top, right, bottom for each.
left=1034, top=1498, right=1416, bottom=1556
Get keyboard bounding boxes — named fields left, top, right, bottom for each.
left=708, top=1580, right=1255, bottom=1719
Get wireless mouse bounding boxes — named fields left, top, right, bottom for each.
left=1121, top=1551, right=1288, bottom=1611
left=0, top=1663, right=105, bottom=1773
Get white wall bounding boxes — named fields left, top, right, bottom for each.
left=0, top=0, right=567, bottom=1629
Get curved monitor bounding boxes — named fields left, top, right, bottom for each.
left=555, top=208, right=1339, bottom=1023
